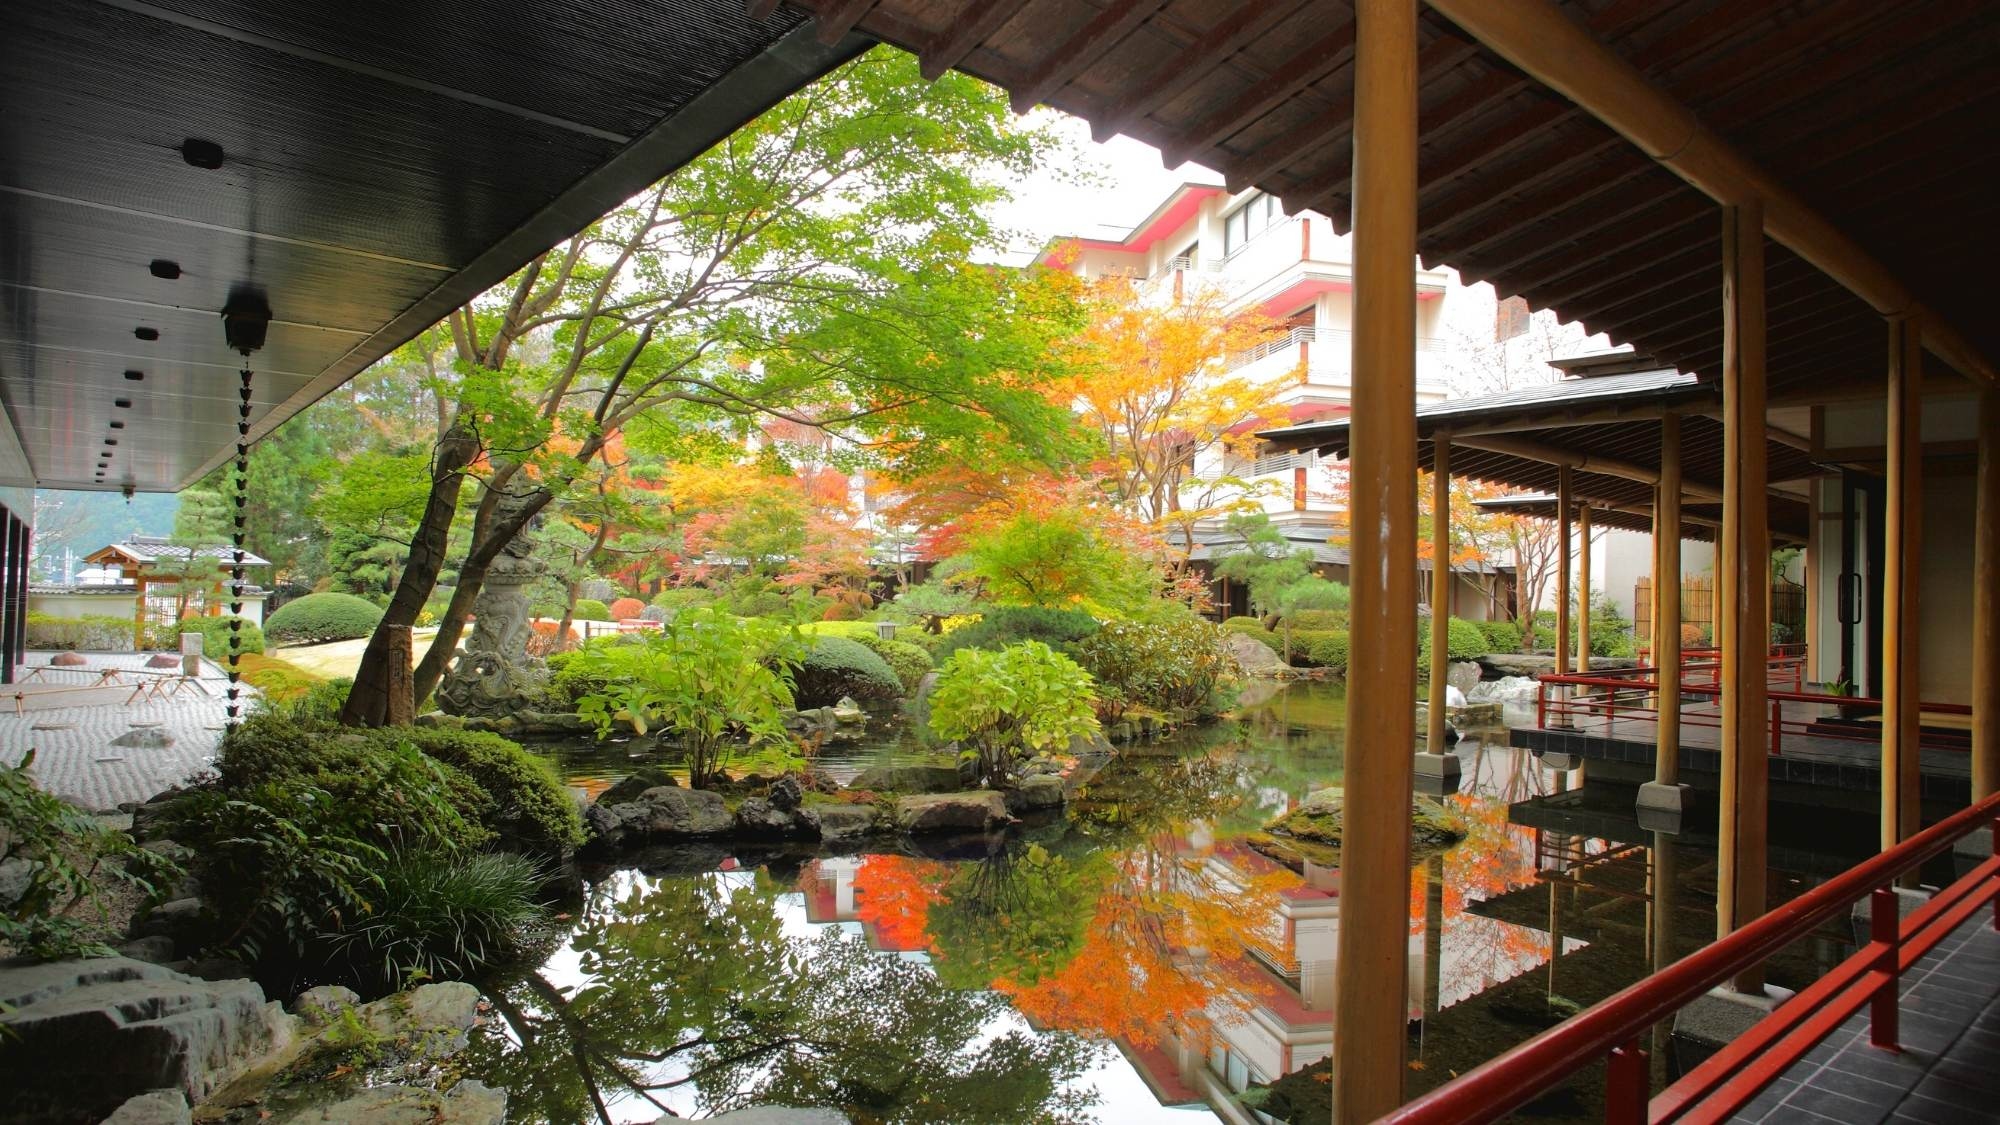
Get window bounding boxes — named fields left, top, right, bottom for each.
left=1224, top=191, right=1284, bottom=255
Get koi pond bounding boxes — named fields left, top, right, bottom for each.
left=464, top=682, right=1890, bottom=1124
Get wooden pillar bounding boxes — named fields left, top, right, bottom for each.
left=1429, top=437, right=1452, bottom=754
left=1656, top=415, right=1683, bottom=783
left=132, top=575, right=148, bottom=649
left=1882, top=315, right=1924, bottom=846
left=1715, top=199, right=1770, bottom=978
left=1332, top=0, right=1419, bottom=1118
left=1975, top=387, right=1999, bottom=800
left=1575, top=502, right=1593, bottom=672
left=1555, top=466, right=1572, bottom=674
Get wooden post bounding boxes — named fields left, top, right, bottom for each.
left=1576, top=502, right=1593, bottom=672
left=1656, top=415, right=1683, bottom=783
left=132, top=574, right=148, bottom=649
left=1975, top=387, right=1999, bottom=800
left=1333, top=0, right=1419, bottom=1118
left=1716, top=199, right=1770, bottom=985
left=384, top=624, right=415, bottom=727
left=1429, top=437, right=1452, bottom=754
left=1556, top=466, right=1572, bottom=674
left=1882, top=315, right=1924, bottom=846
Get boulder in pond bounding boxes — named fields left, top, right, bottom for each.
left=1252, top=787, right=1468, bottom=869
left=606, top=786, right=733, bottom=841
left=596, top=767, right=678, bottom=807
left=1225, top=631, right=1287, bottom=676
left=1447, top=660, right=1483, bottom=695
left=847, top=761, right=964, bottom=794
left=814, top=804, right=881, bottom=842
left=1468, top=675, right=1540, bottom=704
left=734, top=797, right=821, bottom=839
left=1005, top=774, right=1067, bottom=814
left=894, top=792, right=1009, bottom=834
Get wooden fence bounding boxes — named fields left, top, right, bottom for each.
left=1635, top=576, right=1804, bottom=643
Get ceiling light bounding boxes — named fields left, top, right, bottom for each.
left=148, top=259, right=182, bottom=280
left=104, top=438, right=117, bottom=446
left=124, top=370, right=144, bottom=381
left=134, top=327, right=159, bottom=341
left=109, top=420, right=125, bottom=429
left=180, top=138, right=225, bottom=169
left=114, top=398, right=132, bottom=408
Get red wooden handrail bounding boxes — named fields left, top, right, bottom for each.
left=1383, top=790, right=2000, bottom=1124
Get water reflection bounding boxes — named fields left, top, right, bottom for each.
left=482, top=683, right=1871, bottom=1123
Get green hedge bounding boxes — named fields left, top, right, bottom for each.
left=572, top=598, right=611, bottom=622
left=1477, top=619, right=1524, bottom=654
left=174, top=615, right=266, bottom=661
left=793, top=636, right=903, bottom=709
left=265, top=592, right=384, bottom=645
left=25, top=613, right=135, bottom=652
left=1223, top=618, right=1279, bottom=650
left=853, top=634, right=933, bottom=694
left=1418, top=617, right=1491, bottom=666
left=650, top=587, right=715, bottom=611
left=1285, top=609, right=1348, bottom=631
left=1288, top=629, right=1349, bottom=670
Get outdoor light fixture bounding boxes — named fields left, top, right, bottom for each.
left=124, top=370, right=144, bottom=380
left=148, top=259, right=181, bottom=279
left=134, top=327, right=159, bottom=341
left=221, top=287, right=271, bottom=355
left=180, top=138, right=224, bottom=169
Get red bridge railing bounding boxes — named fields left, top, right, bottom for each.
left=1384, top=790, right=2000, bottom=1124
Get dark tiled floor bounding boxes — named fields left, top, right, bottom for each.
left=1731, top=911, right=2000, bottom=1123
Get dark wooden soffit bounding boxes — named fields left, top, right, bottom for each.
left=778, top=0, right=2000, bottom=400
left=1473, top=492, right=1811, bottom=545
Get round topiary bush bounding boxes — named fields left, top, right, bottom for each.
left=650, top=587, right=715, bottom=611
left=608, top=596, right=645, bottom=620
left=934, top=606, right=1100, bottom=660
left=572, top=598, right=612, bottom=622
left=853, top=634, right=934, bottom=694
left=264, top=592, right=385, bottom=645
left=174, top=615, right=265, bottom=661
left=792, top=636, right=903, bottom=709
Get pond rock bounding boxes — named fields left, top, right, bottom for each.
left=1225, top=631, right=1287, bottom=677
left=847, top=762, right=964, bottom=794
left=768, top=774, right=803, bottom=811
left=1468, top=674, right=1539, bottom=704
left=100, top=1089, right=192, bottom=1125
left=1005, top=774, right=1067, bottom=814
left=597, top=767, right=678, bottom=807
left=734, top=797, right=821, bottom=839
left=600, top=786, right=733, bottom=843
left=299, top=1080, right=506, bottom=1125
left=814, top=804, right=881, bottom=842
left=0, top=956, right=292, bottom=1123
left=894, top=792, right=1010, bottom=833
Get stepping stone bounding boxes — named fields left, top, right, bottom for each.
left=94, top=756, right=128, bottom=764
left=30, top=723, right=75, bottom=731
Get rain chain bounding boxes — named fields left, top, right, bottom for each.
left=227, top=365, right=251, bottom=726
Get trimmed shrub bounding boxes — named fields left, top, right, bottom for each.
left=572, top=598, right=612, bottom=622
left=1284, top=609, right=1348, bottom=631
left=1073, top=610, right=1233, bottom=721
left=1288, top=629, right=1349, bottom=671
left=175, top=615, right=266, bottom=662
left=729, top=591, right=801, bottom=619
left=793, top=636, right=903, bottom=709
left=935, top=606, right=1100, bottom=661
left=396, top=726, right=585, bottom=854
left=1417, top=617, right=1490, bottom=667
left=269, top=676, right=352, bottom=725
left=25, top=613, right=136, bottom=652
left=797, top=620, right=880, bottom=640
left=1477, top=619, right=1524, bottom=654
left=607, top=597, right=646, bottom=621
left=820, top=599, right=865, bottom=621
left=1222, top=615, right=1268, bottom=631
left=650, top=587, right=715, bottom=611
left=541, top=647, right=613, bottom=709
left=265, top=592, right=384, bottom=645
left=852, top=635, right=934, bottom=694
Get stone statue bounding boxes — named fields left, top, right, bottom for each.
left=436, top=511, right=551, bottom=719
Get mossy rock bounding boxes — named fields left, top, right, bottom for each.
left=1252, top=786, right=1468, bottom=868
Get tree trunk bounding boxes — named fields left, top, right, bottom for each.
left=339, top=423, right=479, bottom=727
left=554, top=582, right=581, bottom=654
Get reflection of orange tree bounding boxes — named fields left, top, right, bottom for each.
left=851, top=854, right=950, bottom=951
left=1407, top=794, right=1554, bottom=1008
left=999, top=840, right=1292, bottom=1047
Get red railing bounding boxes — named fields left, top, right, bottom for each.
left=1534, top=658, right=1970, bottom=757
left=1385, top=790, right=2000, bottom=1124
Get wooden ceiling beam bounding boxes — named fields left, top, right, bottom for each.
left=1162, top=27, right=1355, bottom=169
left=1424, top=0, right=1999, bottom=386
left=1092, top=1, right=1305, bottom=144
left=1007, top=0, right=1170, bottom=114
left=919, top=0, right=1032, bottom=81
left=811, top=0, right=877, bottom=46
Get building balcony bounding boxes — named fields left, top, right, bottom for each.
left=1227, top=326, right=1450, bottom=402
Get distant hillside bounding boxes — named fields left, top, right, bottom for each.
left=29, top=490, right=181, bottom=581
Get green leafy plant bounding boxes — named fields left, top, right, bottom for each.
left=572, top=609, right=804, bottom=787
left=934, top=605, right=1100, bottom=661
left=0, top=751, right=180, bottom=960
left=265, top=592, right=386, bottom=645
left=927, top=641, right=1101, bottom=788
left=326, top=850, right=543, bottom=990
left=1072, top=609, right=1232, bottom=722
left=172, top=614, right=266, bottom=661
left=571, top=598, right=612, bottom=622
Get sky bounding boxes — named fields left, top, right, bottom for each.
left=990, top=110, right=1221, bottom=265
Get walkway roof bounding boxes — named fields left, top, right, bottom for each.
left=1, top=1, right=860, bottom=492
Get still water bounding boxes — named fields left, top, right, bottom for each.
left=465, top=683, right=1885, bottom=1124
